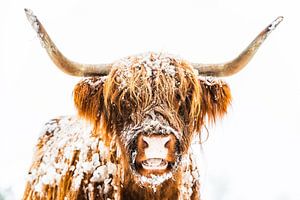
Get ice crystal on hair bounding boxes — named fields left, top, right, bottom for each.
left=112, top=52, right=184, bottom=81
left=198, top=75, right=227, bottom=86
left=83, top=77, right=106, bottom=89
left=179, top=144, right=201, bottom=199
left=27, top=116, right=119, bottom=197
left=139, top=172, right=173, bottom=191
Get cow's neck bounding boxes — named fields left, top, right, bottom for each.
left=121, top=173, right=180, bottom=200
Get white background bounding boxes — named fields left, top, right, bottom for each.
left=1, top=0, right=299, bottom=199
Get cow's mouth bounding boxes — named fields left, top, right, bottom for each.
left=134, top=158, right=176, bottom=177
left=141, top=158, right=168, bottom=170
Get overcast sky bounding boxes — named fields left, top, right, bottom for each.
left=1, top=0, right=299, bottom=199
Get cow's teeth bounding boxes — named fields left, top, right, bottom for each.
left=142, top=158, right=168, bottom=170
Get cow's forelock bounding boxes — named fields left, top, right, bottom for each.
left=103, top=52, right=202, bottom=135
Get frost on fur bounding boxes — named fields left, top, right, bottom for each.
left=24, top=52, right=232, bottom=200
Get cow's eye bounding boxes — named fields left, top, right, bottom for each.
left=175, top=93, right=181, bottom=101
left=179, top=104, right=185, bottom=118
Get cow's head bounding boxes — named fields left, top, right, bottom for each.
left=71, top=53, right=233, bottom=186
left=25, top=9, right=282, bottom=187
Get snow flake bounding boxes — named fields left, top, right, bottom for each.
left=138, top=172, right=173, bottom=192
left=90, top=165, right=108, bottom=183
left=103, top=178, right=112, bottom=194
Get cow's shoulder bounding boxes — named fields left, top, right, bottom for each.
left=24, top=116, right=117, bottom=199
left=37, top=116, right=92, bottom=145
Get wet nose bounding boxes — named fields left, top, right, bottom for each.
left=141, top=135, right=172, bottom=159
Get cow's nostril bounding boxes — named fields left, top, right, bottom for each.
left=142, top=138, right=149, bottom=148
left=141, top=135, right=172, bottom=149
left=164, top=140, right=170, bottom=148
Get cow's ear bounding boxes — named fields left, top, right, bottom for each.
left=73, top=77, right=105, bottom=124
left=198, top=78, right=232, bottom=124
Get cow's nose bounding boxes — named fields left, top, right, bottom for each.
left=141, top=135, right=172, bottom=159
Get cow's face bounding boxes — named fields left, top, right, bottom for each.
left=74, top=52, right=232, bottom=185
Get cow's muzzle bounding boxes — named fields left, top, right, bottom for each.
left=134, top=134, right=179, bottom=176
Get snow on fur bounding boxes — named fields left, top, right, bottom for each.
left=25, top=115, right=201, bottom=200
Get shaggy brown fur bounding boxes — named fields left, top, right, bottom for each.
left=23, top=118, right=121, bottom=200
left=72, top=57, right=231, bottom=199
left=73, top=58, right=231, bottom=152
left=23, top=53, right=231, bottom=200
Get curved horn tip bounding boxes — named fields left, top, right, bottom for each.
left=24, top=8, right=111, bottom=77
left=24, top=8, right=40, bottom=33
left=268, top=16, right=284, bottom=32
left=24, top=8, right=35, bottom=19
left=24, top=8, right=31, bottom=13
left=192, top=16, right=284, bottom=77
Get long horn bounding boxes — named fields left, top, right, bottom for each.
left=193, top=17, right=283, bottom=77
left=25, top=8, right=111, bottom=77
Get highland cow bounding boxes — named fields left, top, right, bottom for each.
left=23, top=9, right=282, bottom=200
